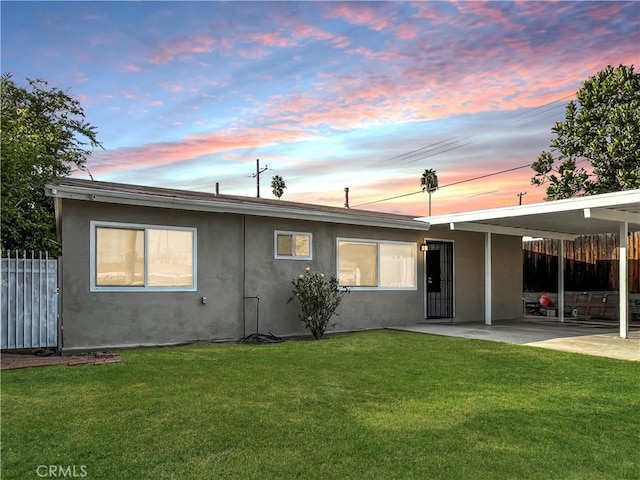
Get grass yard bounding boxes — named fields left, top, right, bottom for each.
left=2, top=330, right=639, bottom=479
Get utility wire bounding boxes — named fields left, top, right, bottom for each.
left=441, top=163, right=533, bottom=189
left=511, top=101, right=568, bottom=128
left=381, top=137, right=469, bottom=164
left=375, top=93, right=574, bottom=168
left=400, top=141, right=472, bottom=165
left=354, top=163, right=534, bottom=207
left=354, top=158, right=589, bottom=208
left=354, top=93, right=579, bottom=208
left=354, top=189, right=426, bottom=207
left=508, top=93, right=575, bottom=119
left=512, top=104, right=566, bottom=125
left=374, top=93, right=574, bottom=168
left=517, top=115, right=565, bottom=128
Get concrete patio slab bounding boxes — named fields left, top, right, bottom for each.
left=388, top=319, right=640, bottom=361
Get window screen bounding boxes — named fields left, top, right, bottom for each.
left=274, top=231, right=312, bottom=259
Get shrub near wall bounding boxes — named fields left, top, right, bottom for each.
left=289, top=267, right=349, bottom=339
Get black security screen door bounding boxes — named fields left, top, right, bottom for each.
left=425, top=241, right=454, bottom=318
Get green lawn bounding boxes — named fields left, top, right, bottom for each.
left=2, top=330, right=639, bottom=479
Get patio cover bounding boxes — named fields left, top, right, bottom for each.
left=420, top=189, right=640, bottom=338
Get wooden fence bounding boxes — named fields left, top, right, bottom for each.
left=1, top=251, right=58, bottom=349
left=523, top=232, right=640, bottom=293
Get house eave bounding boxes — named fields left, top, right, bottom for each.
left=45, top=183, right=431, bottom=232
left=422, top=189, right=640, bottom=238
left=422, top=189, right=640, bottom=225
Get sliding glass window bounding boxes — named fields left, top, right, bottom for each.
left=91, top=222, right=196, bottom=291
left=337, top=238, right=416, bottom=290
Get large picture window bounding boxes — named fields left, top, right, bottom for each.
left=337, top=238, right=416, bottom=290
left=91, top=222, right=196, bottom=291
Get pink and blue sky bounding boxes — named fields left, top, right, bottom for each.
left=2, top=1, right=638, bottom=216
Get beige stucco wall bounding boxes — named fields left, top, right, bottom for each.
left=60, top=200, right=246, bottom=350
left=243, top=216, right=429, bottom=335
left=426, top=226, right=524, bottom=322
left=60, top=200, right=430, bottom=350
left=59, top=200, right=524, bottom=351
left=491, top=234, right=525, bottom=320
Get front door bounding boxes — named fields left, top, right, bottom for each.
left=425, top=240, right=454, bottom=319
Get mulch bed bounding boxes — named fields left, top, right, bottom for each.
left=1, top=351, right=120, bottom=370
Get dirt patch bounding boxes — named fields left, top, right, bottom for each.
left=1, top=351, right=120, bottom=370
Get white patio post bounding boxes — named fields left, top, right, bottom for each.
left=619, top=222, right=629, bottom=339
left=485, top=232, right=492, bottom=326
left=558, top=240, right=565, bottom=323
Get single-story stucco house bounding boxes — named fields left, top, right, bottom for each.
left=46, top=179, right=640, bottom=352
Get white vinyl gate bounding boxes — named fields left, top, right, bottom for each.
left=1, top=251, right=58, bottom=349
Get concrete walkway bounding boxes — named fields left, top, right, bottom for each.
left=389, top=319, right=640, bottom=361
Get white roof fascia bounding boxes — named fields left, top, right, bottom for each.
left=423, top=189, right=640, bottom=225
left=583, top=207, right=640, bottom=225
left=449, top=222, right=577, bottom=241
left=46, top=184, right=431, bottom=232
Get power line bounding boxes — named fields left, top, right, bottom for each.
left=379, top=136, right=470, bottom=165
left=376, top=93, right=574, bottom=167
left=516, top=115, right=565, bottom=129
left=381, top=136, right=460, bottom=162
left=514, top=103, right=566, bottom=126
left=353, top=158, right=589, bottom=208
left=353, top=93, right=579, bottom=208
left=354, top=189, right=425, bottom=207
left=400, top=141, right=472, bottom=165
left=440, top=162, right=532, bottom=189
left=511, top=101, right=569, bottom=129
left=508, top=93, right=575, bottom=119
left=353, top=162, right=533, bottom=207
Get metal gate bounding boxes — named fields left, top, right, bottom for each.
left=425, top=240, right=454, bottom=318
left=1, top=251, right=58, bottom=349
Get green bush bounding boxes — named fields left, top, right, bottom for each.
left=289, top=267, right=349, bottom=339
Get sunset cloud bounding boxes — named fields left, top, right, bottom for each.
left=123, top=63, right=143, bottom=72
left=322, top=2, right=395, bottom=32
left=149, top=34, right=217, bottom=64
left=88, top=128, right=317, bottom=176
left=3, top=1, right=637, bottom=214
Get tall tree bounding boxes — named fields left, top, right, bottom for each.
left=421, top=168, right=438, bottom=216
left=270, top=175, right=287, bottom=199
left=1, top=74, right=102, bottom=254
left=531, top=64, right=640, bottom=199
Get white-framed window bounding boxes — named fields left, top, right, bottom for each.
left=337, top=238, right=417, bottom=290
left=90, top=221, right=197, bottom=292
left=274, top=231, right=312, bottom=260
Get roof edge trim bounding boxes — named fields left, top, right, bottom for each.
left=423, top=189, right=640, bottom=224
left=45, top=184, right=431, bottom=232
left=584, top=207, right=640, bottom=225
left=450, top=222, right=577, bottom=240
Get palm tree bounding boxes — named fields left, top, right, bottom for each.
left=270, top=175, right=287, bottom=199
left=421, top=169, right=438, bottom=216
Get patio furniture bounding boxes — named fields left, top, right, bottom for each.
left=525, top=294, right=553, bottom=316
